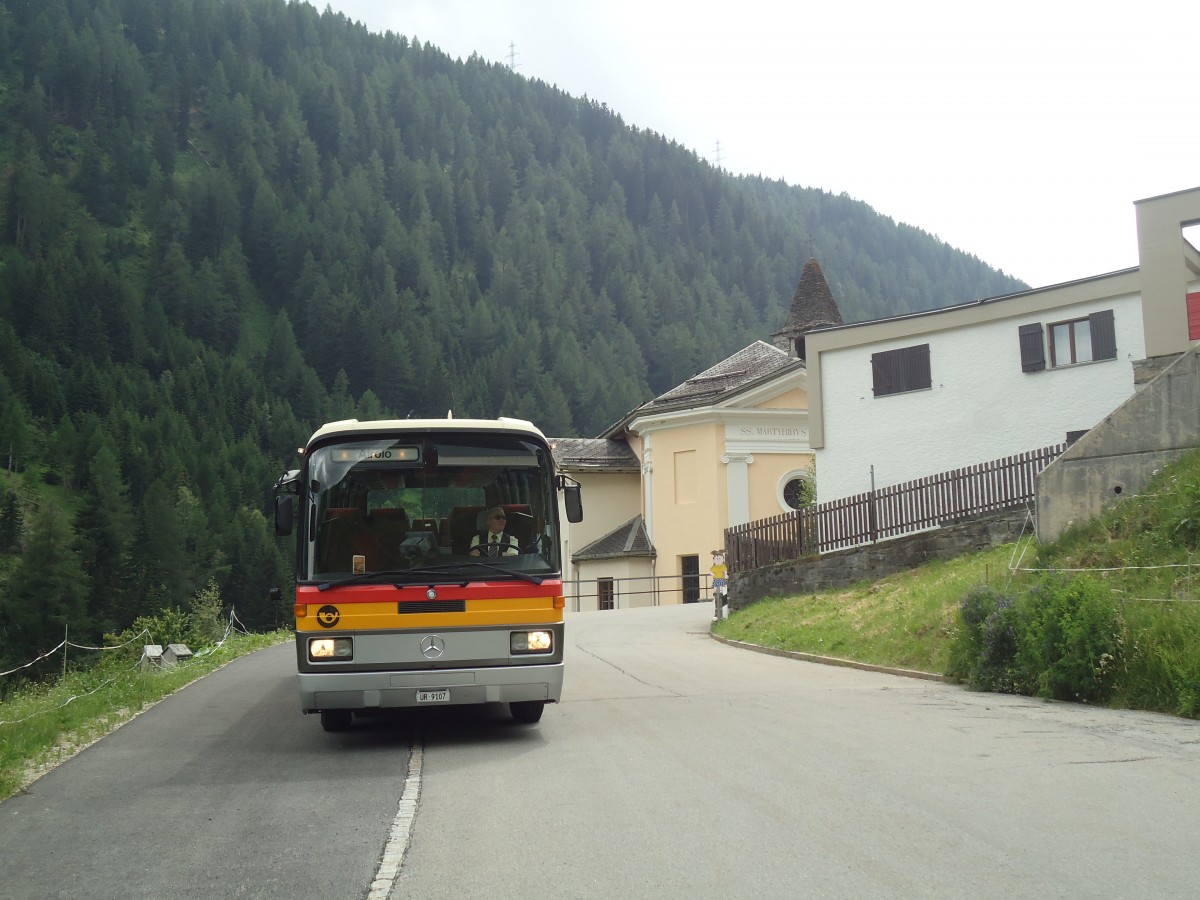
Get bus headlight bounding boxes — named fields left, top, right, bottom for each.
left=510, top=630, right=553, bottom=654
left=309, top=637, right=353, bottom=661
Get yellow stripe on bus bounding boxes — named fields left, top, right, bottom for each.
left=296, top=598, right=564, bottom=632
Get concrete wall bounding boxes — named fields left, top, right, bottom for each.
left=559, top=470, right=642, bottom=589
left=1035, top=344, right=1200, bottom=542
left=571, top=556, right=655, bottom=611
left=1135, top=186, right=1200, bottom=358
left=728, top=508, right=1031, bottom=609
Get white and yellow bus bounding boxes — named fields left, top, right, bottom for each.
left=272, top=417, right=581, bottom=731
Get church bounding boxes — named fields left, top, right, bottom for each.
left=553, top=258, right=843, bottom=611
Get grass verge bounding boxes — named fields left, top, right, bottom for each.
left=713, top=543, right=1028, bottom=675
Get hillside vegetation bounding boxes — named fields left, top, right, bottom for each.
left=0, top=0, right=1026, bottom=662
left=715, top=447, right=1200, bottom=719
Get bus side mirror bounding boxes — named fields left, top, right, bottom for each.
left=564, top=483, right=583, bottom=523
left=274, top=495, right=294, bottom=536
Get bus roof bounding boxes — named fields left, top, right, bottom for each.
left=305, top=416, right=548, bottom=449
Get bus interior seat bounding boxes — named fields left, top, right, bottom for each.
left=370, top=508, right=409, bottom=567
left=499, top=504, right=534, bottom=549
left=319, top=507, right=374, bottom=572
left=447, top=506, right=485, bottom=554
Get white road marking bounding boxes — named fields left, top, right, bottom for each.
left=368, top=739, right=424, bottom=899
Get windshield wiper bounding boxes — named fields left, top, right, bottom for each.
left=396, top=562, right=544, bottom=585
left=317, top=570, right=419, bottom=591
left=317, top=562, right=543, bottom=591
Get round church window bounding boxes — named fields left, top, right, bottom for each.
left=783, top=476, right=813, bottom=510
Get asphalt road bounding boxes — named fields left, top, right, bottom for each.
left=3, top=604, right=1199, bottom=899
left=0, top=642, right=411, bottom=899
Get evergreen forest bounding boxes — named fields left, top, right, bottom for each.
left=0, top=0, right=1029, bottom=668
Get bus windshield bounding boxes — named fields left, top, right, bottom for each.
left=301, top=432, right=560, bottom=581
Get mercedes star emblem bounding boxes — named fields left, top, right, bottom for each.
left=420, top=635, right=445, bottom=659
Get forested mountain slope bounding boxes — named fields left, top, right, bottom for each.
left=0, top=0, right=1027, bottom=660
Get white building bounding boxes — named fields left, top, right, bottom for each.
left=805, top=187, right=1200, bottom=501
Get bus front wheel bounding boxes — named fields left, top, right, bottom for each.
left=320, top=709, right=353, bottom=732
left=509, top=700, right=544, bottom=724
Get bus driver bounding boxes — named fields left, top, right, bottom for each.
left=470, top=506, right=520, bottom=557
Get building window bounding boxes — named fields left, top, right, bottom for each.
left=598, top=577, right=614, bottom=611
left=1050, top=318, right=1093, bottom=365
left=1048, top=309, right=1116, bottom=367
left=871, top=344, right=931, bottom=397
left=779, top=470, right=815, bottom=511
left=1021, top=310, right=1116, bottom=371
left=1187, top=292, right=1200, bottom=341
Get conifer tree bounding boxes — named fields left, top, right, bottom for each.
left=75, top=442, right=135, bottom=634
left=4, top=502, right=91, bottom=652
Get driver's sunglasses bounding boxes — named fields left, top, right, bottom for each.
left=491, top=514, right=506, bottom=520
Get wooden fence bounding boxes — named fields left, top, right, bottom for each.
left=724, top=443, right=1066, bottom=573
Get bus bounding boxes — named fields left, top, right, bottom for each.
left=272, top=416, right=582, bottom=731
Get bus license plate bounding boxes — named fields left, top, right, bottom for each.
left=416, top=689, right=450, bottom=704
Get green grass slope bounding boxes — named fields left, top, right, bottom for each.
left=715, top=447, right=1200, bottom=718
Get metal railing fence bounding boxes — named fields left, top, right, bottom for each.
left=724, top=443, right=1066, bottom=573
left=565, top=573, right=714, bottom=612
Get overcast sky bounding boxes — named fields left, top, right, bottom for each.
left=330, top=0, right=1197, bottom=291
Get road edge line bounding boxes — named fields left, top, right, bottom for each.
left=367, top=738, right=424, bottom=899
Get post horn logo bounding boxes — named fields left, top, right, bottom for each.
left=316, top=605, right=340, bottom=628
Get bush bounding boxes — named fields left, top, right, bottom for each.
left=103, top=607, right=192, bottom=665
left=952, top=576, right=1126, bottom=703
left=102, top=581, right=227, bottom=665
left=1026, top=576, right=1124, bottom=703
left=187, top=578, right=227, bottom=647
left=950, top=586, right=1029, bottom=693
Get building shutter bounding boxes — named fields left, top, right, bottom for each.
left=1089, top=309, right=1117, bottom=360
left=871, top=351, right=896, bottom=396
left=909, top=343, right=931, bottom=390
left=1187, top=292, right=1200, bottom=341
left=871, top=344, right=930, bottom=396
left=1018, top=323, right=1046, bottom=372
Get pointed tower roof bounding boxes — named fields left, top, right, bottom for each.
left=772, top=258, right=845, bottom=359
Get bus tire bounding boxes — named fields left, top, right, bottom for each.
left=320, top=709, right=353, bottom=732
left=509, top=700, right=544, bottom=724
